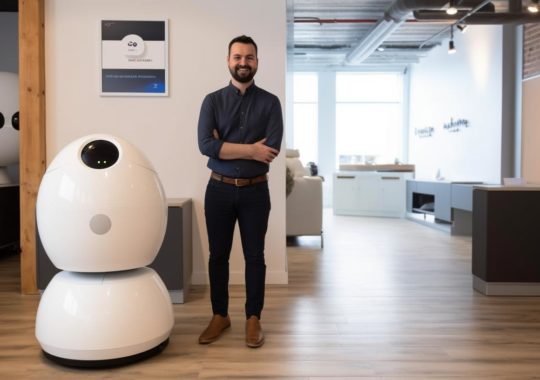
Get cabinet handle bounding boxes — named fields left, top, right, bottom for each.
left=381, top=176, right=400, bottom=180
left=337, top=176, right=355, bottom=179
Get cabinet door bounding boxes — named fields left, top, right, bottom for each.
left=379, top=175, right=404, bottom=215
left=333, top=174, right=358, bottom=214
left=355, top=174, right=380, bottom=212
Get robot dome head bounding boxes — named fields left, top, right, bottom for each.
left=37, top=134, right=167, bottom=272
left=0, top=71, right=19, bottom=167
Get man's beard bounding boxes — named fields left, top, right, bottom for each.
left=229, top=65, right=257, bottom=83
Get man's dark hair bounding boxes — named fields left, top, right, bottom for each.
left=228, top=35, right=258, bottom=56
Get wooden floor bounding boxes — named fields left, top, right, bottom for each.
left=3, top=210, right=540, bottom=379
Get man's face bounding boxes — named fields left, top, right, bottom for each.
left=228, top=42, right=258, bottom=84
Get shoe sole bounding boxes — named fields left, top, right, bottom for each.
left=246, top=337, right=265, bottom=348
left=198, top=324, right=231, bottom=344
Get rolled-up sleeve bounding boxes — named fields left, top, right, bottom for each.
left=198, top=95, right=224, bottom=158
left=264, top=96, right=284, bottom=154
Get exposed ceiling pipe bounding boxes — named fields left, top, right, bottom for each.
left=294, top=18, right=378, bottom=24
left=293, top=18, right=420, bottom=24
left=384, top=0, right=453, bottom=22
left=344, top=19, right=404, bottom=64
left=414, top=11, right=540, bottom=23
left=344, top=0, right=450, bottom=65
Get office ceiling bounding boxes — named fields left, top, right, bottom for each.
left=290, top=0, right=527, bottom=70
left=2, top=0, right=536, bottom=71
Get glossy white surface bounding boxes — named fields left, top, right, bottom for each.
left=36, top=134, right=167, bottom=272
left=0, top=72, right=19, bottom=184
left=35, top=267, right=174, bottom=360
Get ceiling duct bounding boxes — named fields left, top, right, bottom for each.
left=414, top=11, right=540, bottom=23
left=345, top=0, right=450, bottom=64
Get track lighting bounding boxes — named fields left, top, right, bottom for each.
left=448, top=40, right=456, bottom=54
left=457, top=24, right=468, bottom=33
left=448, top=26, right=456, bottom=54
left=529, top=0, right=539, bottom=13
left=446, top=0, right=458, bottom=15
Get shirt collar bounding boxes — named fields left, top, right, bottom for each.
left=228, top=81, right=256, bottom=96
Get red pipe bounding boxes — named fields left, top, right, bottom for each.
left=293, top=18, right=419, bottom=24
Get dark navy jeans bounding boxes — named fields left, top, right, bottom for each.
left=204, top=178, right=271, bottom=319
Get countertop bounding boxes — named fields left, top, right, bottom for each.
left=474, top=184, right=540, bottom=191
left=339, top=164, right=415, bottom=172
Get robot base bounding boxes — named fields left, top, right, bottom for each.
left=42, top=339, right=169, bottom=369
left=36, top=268, right=174, bottom=367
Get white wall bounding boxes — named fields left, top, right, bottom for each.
left=522, top=76, right=540, bottom=184
left=44, top=0, right=288, bottom=284
left=409, top=26, right=503, bottom=183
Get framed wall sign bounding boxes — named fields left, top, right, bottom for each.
left=101, top=20, right=168, bottom=96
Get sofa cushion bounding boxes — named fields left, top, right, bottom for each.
left=286, top=157, right=309, bottom=178
left=286, top=149, right=300, bottom=158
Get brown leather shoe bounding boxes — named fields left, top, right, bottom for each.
left=198, top=314, right=231, bottom=344
left=245, top=316, right=265, bottom=348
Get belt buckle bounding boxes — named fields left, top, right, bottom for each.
left=235, top=178, right=240, bottom=187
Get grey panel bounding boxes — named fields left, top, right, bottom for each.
left=405, top=180, right=416, bottom=212
left=433, top=182, right=451, bottom=222
left=416, top=181, right=436, bottom=195
left=149, top=207, right=183, bottom=288
left=36, top=231, right=60, bottom=290
left=451, top=184, right=474, bottom=211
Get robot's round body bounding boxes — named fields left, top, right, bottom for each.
left=35, top=134, right=173, bottom=367
left=36, top=268, right=173, bottom=366
left=36, top=135, right=167, bottom=272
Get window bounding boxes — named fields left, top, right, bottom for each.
left=335, top=72, right=403, bottom=165
left=293, top=73, right=318, bottom=165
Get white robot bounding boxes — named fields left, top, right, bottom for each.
left=0, top=71, right=19, bottom=185
left=35, top=134, right=174, bottom=367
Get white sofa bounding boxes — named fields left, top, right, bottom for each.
left=285, top=149, right=323, bottom=246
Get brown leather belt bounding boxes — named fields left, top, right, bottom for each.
left=211, top=172, right=267, bottom=187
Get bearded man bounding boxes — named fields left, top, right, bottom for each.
left=197, top=35, right=283, bottom=348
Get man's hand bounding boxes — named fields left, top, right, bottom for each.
left=217, top=134, right=279, bottom=163
left=251, top=138, right=278, bottom=164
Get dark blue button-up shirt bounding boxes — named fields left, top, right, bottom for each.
left=198, top=82, right=283, bottom=178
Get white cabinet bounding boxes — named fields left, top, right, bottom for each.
left=333, top=171, right=413, bottom=217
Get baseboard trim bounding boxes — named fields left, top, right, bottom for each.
left=473, top=275, right=540, bottom=296
left=169, top=290, right=184, bottom=304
